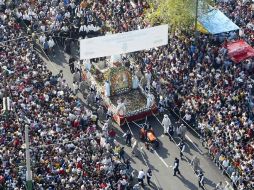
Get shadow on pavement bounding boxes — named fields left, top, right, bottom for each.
left=176, top=175, right=198, bottom=190
left=204, top=177, right=216, bottom=189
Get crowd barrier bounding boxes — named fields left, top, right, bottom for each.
left=167, top=106, right=241, bottom=190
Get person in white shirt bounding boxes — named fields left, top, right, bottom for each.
left=39, top=34, right=46, bottom=45
left=61, top=25, right=69, bottom=32
left=22, top=11, right=31, bottom=26
left=40, top=24, right=46, bottom=32
left=48, top=36, right=55, bottom=54
left=119, top=178, right=128, bottom=188
left=183, top=112, right=192, bottom=122
left=95, top=24, right=100, bottom=32
left=137, top=169, right=145, bottom=186
left=79, top=24, right=87, bottom=39
left=87, top=23, right=93, bottom=37
left=231, top=172, right=238, bottom=189
left=16, top=10, right=22, bottom=21
left=73, top=82, right=79, bottom=95
left=222, top=158, right=230, bottom=171
left=64, top=11, right=71, bottom=19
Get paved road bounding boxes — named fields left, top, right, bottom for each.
left=40, top=45, right=231, bottom=190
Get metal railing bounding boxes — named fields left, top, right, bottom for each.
left=166, top=105, right=241, bottom=190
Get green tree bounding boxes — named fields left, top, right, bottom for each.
left=145, top=0, right=213, bottom=32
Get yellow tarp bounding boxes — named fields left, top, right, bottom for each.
left=197, top=22, right=209, bottom=34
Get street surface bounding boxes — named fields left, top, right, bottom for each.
left=39, top=44, right=231, bottom=190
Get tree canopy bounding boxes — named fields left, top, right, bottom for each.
left=145, top=0, right=213, bottom=32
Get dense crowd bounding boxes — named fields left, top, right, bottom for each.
left=129, top=1, right=254, bottom=189
left=0, top=0, right=254, bottom=190
left=14, top=0, right=149, bottom=54
left=217, top=0, right=254, bottom=45
left=0, top=1, right=142, bottom=189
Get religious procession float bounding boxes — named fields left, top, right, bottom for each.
left=86, top=56, right=158, bottom=126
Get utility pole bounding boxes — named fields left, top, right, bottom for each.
left=195, top=0, right=199, bottom=33
left=25, top=124, right=33, bottom=190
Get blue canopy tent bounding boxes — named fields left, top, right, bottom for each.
left=197, top=8, right=239, bottom=34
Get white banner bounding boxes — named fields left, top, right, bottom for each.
left=80, top=25, right=168, bottom=60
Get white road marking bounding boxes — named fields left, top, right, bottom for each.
left=140, top=146, right=160, bottom=190
left=154, top=150, right=169, bottom=168
left=185, top=135, right=203, bottom=155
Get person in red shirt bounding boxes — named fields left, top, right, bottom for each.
left=73, top=119, right=80, bottom=129
left=247, top=127, right=253, bottom=140
left=108, top=128, right=116, bottom=138
left=100, top=183, right=107, bottom=189
left=77, top=161, right=82, bottom=169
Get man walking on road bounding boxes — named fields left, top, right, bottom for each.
left=173, top=157, right=181, bottom=176
left=69, top=57, right=75, bottom=73
left=146, top=169, right=152, bottom=186
left=131, top=138, right=138, bottom=157
left=137, top=169, right=145, bottom=186
left=119, top=147, right=126, bottom=162
left=178, top=141, right=186, bottom=160
left=191, top=155, right=200, bottom=173
left=197, top=170, right=205, bottom=189
left=125, top=130, right=132, bottom=146
left=179, top=124, right=187, bottom=140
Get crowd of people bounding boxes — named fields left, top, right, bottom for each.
left=129, top=1, right=254, bottom=189
left=12, top=0, right=149, bottom=55
left=0, top=1, right=150, bottom=189
left=0, top=0, right=254, bottom=189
